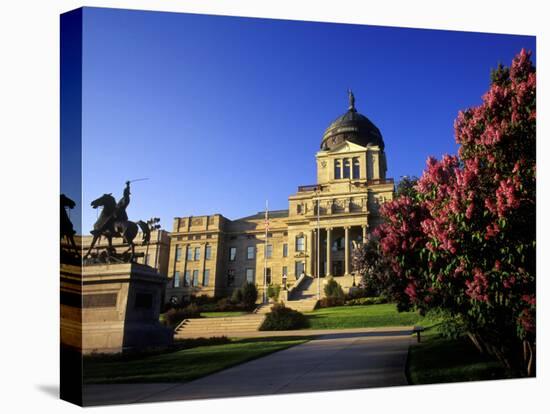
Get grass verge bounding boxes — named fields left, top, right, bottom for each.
left=305, top=303, right=424, bottom=330
left=83, top=336, right=310, bottom=384
left=407, top=325, right=512, bottom=384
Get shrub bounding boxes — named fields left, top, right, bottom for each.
left=344, top=296, right=388, bottom=306
left=199, top=302, right=218, bottom=312
left=231, top=288, right=243, bottom=304
left=319, top=296, right=345, bottom=308
left=190, top=294, right=216, bottom=306
left=241, top=282, right=258, bottom=310
left=324, top=278, right=344, bottom=298
left=163, top=303, right=201, bottom=327
left=260, top=303, right=309, bottom=331
left=216, top=297, right=232, bottom=311
left=267, top=284, right=281, bottom=301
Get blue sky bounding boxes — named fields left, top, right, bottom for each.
left=70, top=7, right=535, bottom=234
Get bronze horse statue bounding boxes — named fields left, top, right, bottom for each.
left=84, top=191, right=150, bottom=262
left=60, top=194, right=79, bottom=257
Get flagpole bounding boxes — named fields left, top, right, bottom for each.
left=316, top=190, right=321, bottom=300
left=264, top=200, right=268, bottom=304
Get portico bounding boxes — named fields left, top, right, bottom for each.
left=310, top=224, right=367, bottom=278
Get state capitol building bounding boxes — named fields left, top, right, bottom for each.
left=164, top=92, right=394, bottom=301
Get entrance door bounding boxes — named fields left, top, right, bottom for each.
left=332, top=261, right=343, bottom=276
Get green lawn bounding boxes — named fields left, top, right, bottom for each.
left=305, top=303, right=424, bottom=330
left=83, top=337, right=309, bottom=384
left=407, top=326, right=512, bottom=384
left=200, top=311, right=246, bottom=318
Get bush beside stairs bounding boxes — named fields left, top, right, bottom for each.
left=174, top=276, right=320, bottom=338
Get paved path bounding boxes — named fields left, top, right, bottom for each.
left=83, top=327, right=413, bottom=406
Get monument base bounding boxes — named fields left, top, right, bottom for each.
left=61, top=262, right=172, bottom=354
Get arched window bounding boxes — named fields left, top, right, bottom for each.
left=334, top=159, right=341, bottom=179
left=343, top=158, right=350, bottom=178
left=353, top=157, right=360, bottom=178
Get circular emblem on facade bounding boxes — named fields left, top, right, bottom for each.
left=321, top=161, right=327, bottom=168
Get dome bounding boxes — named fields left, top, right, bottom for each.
left=321, top=90, right=384, bottom=150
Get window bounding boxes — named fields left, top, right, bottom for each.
left=343, top=158, right=350, bottom=178
left=353, top=157, right=360, bottom=179
left=186, top=245, right=193, bottom=261
left=266, top=268, right=272, bottom=284
left=192, top=270, right=199, bottom=287
left=246, top=268, right=255, bottom=283
left=184, top=271, right=191, bottom=286
left=295, top=261, right=305, bottom=278
left=175, top=245, right=182, bottom=262
left=283, top=243, right=288, bottom=257
left=334, top=159, right=341, bottom=179
left=229, top=247, right=236, bottom=261
left=205, top=245, right=212, bottom=260
left=332, top=237, right=344, bottom=251
left=173, top=271, right=180, bottom=288
left=297, top=204, right=302, bottom=214
left=194, top=247, right=200, bottom=261
left=203, top=269, right=210, bottom=286
left=266, top=244, right=273, bottom=259
left=296, top=236, right=305, bottom=252
left=247, top=246, right=255, bottom=260
left=282, top=266, right=288, bottom=276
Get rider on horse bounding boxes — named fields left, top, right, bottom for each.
left=91, top=181, right=131, bottom=237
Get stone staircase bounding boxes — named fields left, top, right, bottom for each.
left=175, top=277, right=322, bottom=339
left=174, top=314, right=266, bottom=339
left=285, top=297, right=319, bottom=312
left=286, top=275, right=320, bottom=312
left=253, top=304, right=274, bottom=314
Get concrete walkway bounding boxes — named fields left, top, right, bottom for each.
left=83, top=327, right=413, bottom=406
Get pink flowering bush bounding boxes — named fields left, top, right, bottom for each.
left=374, top=50, right=536, bottom=376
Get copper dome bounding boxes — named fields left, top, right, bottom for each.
left=321, top=90, right=384, bottom=150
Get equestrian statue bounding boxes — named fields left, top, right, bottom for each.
left=60, top=193, right=80, bottom=259
left=84, top=181, right=151, bottom=263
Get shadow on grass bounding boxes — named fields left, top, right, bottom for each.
left=406, top=325, right=514, bottom=385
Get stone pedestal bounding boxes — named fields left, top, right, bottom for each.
left=61, top=262, right=172, bottom=354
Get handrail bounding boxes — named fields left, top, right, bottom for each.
left=287, top=273, right=307, bottom=300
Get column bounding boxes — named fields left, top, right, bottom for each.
left=344, top=226, right=350, bottom=276
left=326, top=227, right=332, bottom=277
left=308, top=230, right=314, bottom=276
left=201, top=243, right=207, bottom=289
left=362, top=225, right=367, bottom=244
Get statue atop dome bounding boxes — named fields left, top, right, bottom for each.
left=348, top=89, right=356, bottom=111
